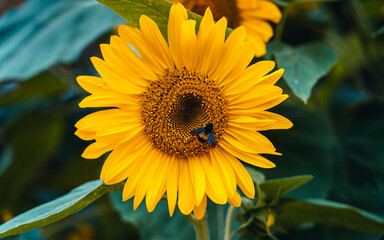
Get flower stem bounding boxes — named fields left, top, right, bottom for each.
left=224, top=205, right=236, bottom=240
left=192, top=215, right=210, bottom=240
left=274, top=6, right=290, bottom=42
left=161, top=196, right=209, bottom=240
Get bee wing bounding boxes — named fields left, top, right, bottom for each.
left=190, top=126, right=205, bottom=135
left=207, top=132, right=216, bottom=148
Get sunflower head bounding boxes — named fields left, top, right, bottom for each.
left=75, top=3, right=292, bottom=220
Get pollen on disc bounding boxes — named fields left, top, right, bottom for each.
left=140, top=68, right=228, bottom=158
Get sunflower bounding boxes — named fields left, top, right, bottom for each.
left=75, top=3, right=292, bottom=220
left=169, top=0, right=282, bottom=56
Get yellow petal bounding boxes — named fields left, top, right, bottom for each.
left=258, top=69, right=285, bottom=85
left=188, top=156, right=206, bottom=205
left=109, top=35, right=157, bottom=81
left=219, top=146, right=255, bottom=198
left=213, top=41, right=256, bottom=85
left=238, top=0, right=282, bottom=23
left=199, top=17, right=227, bottom=76
left=223, top=60, right=276, bottom=96
left=178, top=159, right=195, bottom=215
left=210, top=149, right=237, bottom=197
left=95, top=119, right=141, bottom=137
left=228, top=116, right=276, bottom=132
left=229, top=85, right=283, bottom=107
left=100, top=44, right=149, bottom=88
left=248, top=111, right=293, bottom=130
left=118, top=25, right=164, bottom=75
left=95, top=124, right=144, bottom=145
left=193, top=195, right=207, bottom=220
left=168, top=3, right=188, bottom=69
left=146, top=153, right=170, bottom=212
left=90, top=57, right=144, bottom=94
left=244, top=30, right=266, bottom=57
left=201, top=155, right=227, bottom=204
left=222, top=129, right=277, bottom=154
left=180, top=20, right=198, bottom=69
left=76, top=76, right=109, bottom=94
left=166, top=156, right=179, bottom=217
left=75, top=109, right=131, bottom=140
left=81, top=141, right=113, bottom=159
left=197, top=8, right=215, bottom=69
left=228, top=192, right=241, bottom=207
left=242, top=19, right=273, bottom=42
left=139, top=15, right=174, bottom=70
left=78, top=93, right=140, bottom=109
left=101, top=135, right=152, bottom=183
left=121, top=148, right=158, bottom=203
left=220, top=140, right=276, bottom=168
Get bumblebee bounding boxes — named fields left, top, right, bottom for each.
left=190, top=123, right=216, bottom=148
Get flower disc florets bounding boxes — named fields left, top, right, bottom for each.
left=141, top=68, right=228, bottom=158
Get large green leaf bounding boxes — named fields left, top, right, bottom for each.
left=97, top=0, right=176, bottom=40
left=0, top=180, right=123, bottom=238
left=0, top=0, right=125, bottom=81
left=267, top=41, right=338, bottom=103
left=259, top=175, right=313, bottom=203
left=277, top=198, right=384, bottom=235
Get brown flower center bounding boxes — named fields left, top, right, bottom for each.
left=140, top=68, right=228, bottom=158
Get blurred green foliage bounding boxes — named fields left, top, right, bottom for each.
left=0, top=0, right=384, bottom=239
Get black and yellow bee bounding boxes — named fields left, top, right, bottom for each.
left=190, top=123, right=216, bottom=148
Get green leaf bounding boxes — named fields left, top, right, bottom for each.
left=96, top=0, right=233, bottom=42
left=278, top=198, right=384, bottom=235
left=259, top=175, right=313, bottom=203
left=0, top=180, right=123, bottom=238
left=267, top=41, right=338, bottom=103
left=0, top=0, right=125, bottom=81
left=97, top=0, right=175, bottom=40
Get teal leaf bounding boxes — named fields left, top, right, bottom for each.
left=278, top=198, right=384, bottom=235
left=259, top=175, right=313, bottom=203
left=0, top=0, right=125, bottom=81
left=267, top=41, right=338, bottom=103
left=0, top=180, right=123, bottom=238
